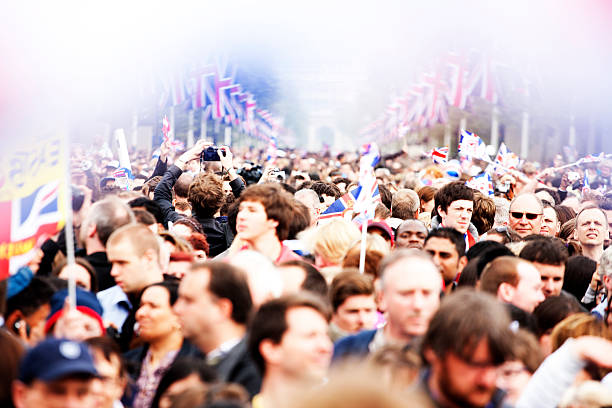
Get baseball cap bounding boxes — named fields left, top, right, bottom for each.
left=18, top=338, right=99, bottom=384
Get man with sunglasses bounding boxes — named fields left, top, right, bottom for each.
left=508, top=194, right=544, bottom=238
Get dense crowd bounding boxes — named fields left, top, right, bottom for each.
left=3, top=138, right=612, bottom=408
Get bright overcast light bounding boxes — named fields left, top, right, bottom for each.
left=1, top=0, right=611, bottom=148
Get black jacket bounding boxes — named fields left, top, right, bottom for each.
left=208, top=337, right=261, bottom=398
left=154, top=165, right=244, bottom=256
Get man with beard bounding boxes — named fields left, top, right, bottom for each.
left=418, top=290, right=514, bottom=408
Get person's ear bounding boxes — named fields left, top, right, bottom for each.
left=12, top=380, right=27, bottom=408
left=498, top=282, right=516, bottom=303
left=216, top=298, right=233, bottom=320
left=457, top=256, right=468, bottom=273
left=437, top=205, right=446, bottom=219
left=260, top=339, right=282, bottom=366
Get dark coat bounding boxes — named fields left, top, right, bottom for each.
left=208, top=337, right=261, bottom=398
left=332, top=329, right=377, bottom=362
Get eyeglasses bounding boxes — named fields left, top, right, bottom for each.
left=510, top=212, right=542, bottom=220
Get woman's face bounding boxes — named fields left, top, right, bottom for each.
left=421, top=198, right=434, bottom=214
left=135, top=286, right=180, bottom=342
left=59, top=264, right=92, bottom=291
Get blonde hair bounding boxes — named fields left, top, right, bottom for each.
left=306, top=219, right=361, bottom=265
left=107, top=223, right=160, bottom=260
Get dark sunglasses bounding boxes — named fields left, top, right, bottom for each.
left=510, top=212, right=541, bottom=220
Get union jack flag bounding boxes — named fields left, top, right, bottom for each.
left=494, top=142, right=520, bottom=170
left=430, top=146, right=449, bottom=164
left=466, top=172, right=494, bottom=196
left=0, top=181, right=63, bottom=276
left=458, top=130, right=490, bottom=162
left=319, top=184, right=381, bottom=221
left=581, top=152, right=604, bottom=164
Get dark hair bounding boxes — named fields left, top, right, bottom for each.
left=475, top=246, right=516, bottom=279
left=533, top=295, right=583, bottom=337
left=421, top=289, right=513, bottom=366
left=329, top=272, right=374, bottom=312
left=535, top=188, right=561, bottom=205
left=554, top=205, right=576, bottom=226
left=150, top=358, right=217, bottom=408
left=425, top=228, right=466, bottom=257
left=188, top=173, right=225, bottom=218
left=237, top=184, right=296, bottom=241
left=248, top=293, right=331, bottom=375
left=563, top=256, right=597, bottom=301
left=287, top=201, right=311, bottom=240
left=52, top=257, right=99, bottom=293
left=173, top=216, right=205, bottom=235
left=129, top=197, right=164, bottom=225
left=132, top=209, right=156, bottom=226
left=5, top=276, right=55, bottom=319
left=86, top=336, right=127, bottom=378
left=310, top=181, right=342, bottom=200
left=143, top=176, right=163, bottom=198
left=471, top=192, right=496, bottom=235
left=433, top=181, right=474, bottom=214
left=279, top=260, right=328, bottom=299
left=559, top=218, right=577, bottom=241
left=456, top=258, right=479, bottom=288
left=519, top=237, right=569, bottom=266
left=418, top=186, right=436, bottom=207
left=0, top=329, right=25, bottom=407
left=143, top=280, right=180, bottom=306
left=483, top=227, right=522, bottom=244
left=466, top=241, right=506, bottom=262
left=191, top=261, right=253, bottom=325
left=377, top=184, right=392, bottom=210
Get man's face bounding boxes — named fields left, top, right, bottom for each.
left=273, top=307, right=333, bottom=382
left=90, top=350, right=124, bottom=408
left=236, top=200, right=278, bottom=242
left=511, top=262, right=545, bottom=313
left=395, top=221, right=428, bottom=249
left=107, top=239, right=152, bottom=294
left=574, top=208, right=608, bottom=248
left=380, top=258, right=442, bottom=340
left=173, top=270, right=221, bottom=350
left=532, top=262, right=564, bottom=298
left=13, top=378, right=97, bottom=408
left=439, top=199, right=473, bottom=234
left=539, top=207, right=560, bottom=237
left=424, top=237, right=463, bottom=285
left=509, top=195, right=543, bottom=237
left=428, top=338, right=499, bottom=408
left=332, top=294, right=377, bottom=334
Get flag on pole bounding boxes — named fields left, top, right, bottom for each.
left=582, top=172, right=591, bottom=194
left=458, top=129, right=490, bottom=161
left=494, top=142, right=520, bottom=170
left=430, top=146, right=449, bottom=164
left=580, top=152, right=604, bottom=164
left=466, top=172, right=494, bottom=196
left=0, top=136, right=68, bottom=277
left=161, top=116, right=184, bottom=151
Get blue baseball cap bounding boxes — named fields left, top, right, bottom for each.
left=18, top=338, right=99, bottom=384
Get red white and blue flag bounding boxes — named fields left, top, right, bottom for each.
left=581, top=152, right=604, bottom=164
left=430, top=146, right=449, bottom=164
left=170, top=72, right=188, bottom=106
left=458, top=130, right=490, bottom=162
left=494, top=142, right=520, bottom=170
left=0, top=181, right=63, bottom=275
left=582, top=172, right=591, bottom=194
left=466, top=172, right=494, bottom=196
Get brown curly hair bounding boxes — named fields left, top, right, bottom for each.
left=188, top=173, right=224, bottom=218
left=237, top=183, right=296, bottom=241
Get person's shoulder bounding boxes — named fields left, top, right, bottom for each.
left=332, top=329, right=377, bottom=361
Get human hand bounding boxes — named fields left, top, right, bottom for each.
left=219, top=145, right=234, bottom=170
left=176, top=140, right=211, bottom=170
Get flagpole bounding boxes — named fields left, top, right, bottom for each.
left=359, top=221, right=367, bottom=274
left=62, top=133, right=77, bottom=310
left=187, top=109, right=195, bottom=147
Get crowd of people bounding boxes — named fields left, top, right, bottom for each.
left=3, top=137, right=612, bottom=408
